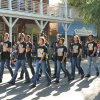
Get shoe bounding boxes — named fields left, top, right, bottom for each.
left=64, top=75, right=67, bottom=78
left=52, top=76, right=56, bottom=79
left=85, top=74, right=90, bottom=78
left=68, top=77, right=71, bottom=83
left=18, top=77, right=23, bottom=80
left=78, top=72, right=81, bottom=75
left=96, top=72, right=99, bottom=77
left=53, top=80, right=59, bottom=84
left=81, top=74, right=84, bottom=79
left=0, top=79, right=2, bottom=83
left=70, top=77, right=74, bottom=81
left=30, top=84, right=36, bottom=88
left=8, top=81, right=15, bottom=85
left=24, top=80, right=31, bottom=84
left=47, top=82, right=51, bottom=87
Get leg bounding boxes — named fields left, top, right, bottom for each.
left=46, top=59, right=51, bottom=77
left=56, top=60, right=61, bottom=82
left=71, top=57, right=76, bottom=79
left=52, top=59, right=57, bottom=78
left=87, top=56, right=92, bottom=75
left=92, top=57, right=99, bottom=76
left=85, top=56, right=92, bottom=78
left=76, top=57, right=84, bottom=79
left=32, top=60, right=41, bottom=85
left=21, top=60, right=30, bottom=82
left=61, top=62, right=70, bottom=81
left=6, top=59, right=13, bottom=77
left=10, top=60, right=21, bottom=83
left=18, top=68, right=24, bottom=79
left=27, top=58, right=35, bottom=76
left=41, top=60, right=51, bottom=86
left=0, top=59, right=5, bottom=81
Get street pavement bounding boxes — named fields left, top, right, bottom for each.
left=0, top=58, right=100, bottom=100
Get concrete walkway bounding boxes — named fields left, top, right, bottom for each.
left=0, top=58, right=100, bottom=100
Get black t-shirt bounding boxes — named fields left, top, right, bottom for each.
left=56, top=46, right=67, bottom=62
left=26, top=42, right=32, bottom=59
left=18, top=42, right=26, bottom=60
left=87, top=41, right=97, bottom=57
left=71, top=43, right=82, bottom=57
left=36, top=45, right=47, bottom=60
left=1, top=41, right=11, bottom=59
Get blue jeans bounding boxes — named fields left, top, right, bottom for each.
left=71, top=56, right=84, bottom=78
left=70, top=56, right=81, bottom=74
left=10, top=59, right=30, bottom=83
left=56, top=60, right=70, bottom=81
left=87, top=56, right=99, bottom=74
left=32, top=60, right=51, bottom=85
left=0, top=59, right=13, bottom=79
left=19, top=58, right=35, bottom=78
left=46, top=58, right=51, bottom=77
left=53, top=59, right=57, bottom=76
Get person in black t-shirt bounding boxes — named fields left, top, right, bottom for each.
left=51, top=40, right=59, bottom=79
left=85, top=35, right=99, bottom=78
left=31, top=37, right=51, bottom=88
left=44, top=36, right=51, bottom=77
left=18, top=35, right=35, bottom=80
left=0, top=41, right=3, bottom=61
left=8, top=33, right=30, bottom=85
left=53, top=38, right=70, bottom=84
left=0, top=33, right=13, bottom=83
left=70, top=35, right=84, bottom=80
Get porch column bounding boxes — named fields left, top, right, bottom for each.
left=2, top=16, right=19, bottom=42
left=35, top=20, right=48, bottom=33
left=40, top=0, right=43, bottom=15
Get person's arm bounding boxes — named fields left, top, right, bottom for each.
left=77, top=48, right=82, bottom=57
left=26, top=43, right=32, bottom=52
left=61, top=47, right=67, bottom=63
left=39, top=52, right=46, bottom=63
left=77, top=44, right=82, bottom=57
left=91, top=47, right=97, bottom=56
left=20, top=43, right=26, bottom=53
left=6, top=42, right=11, bottom=52
left=61, top=52, right=67, bottom=63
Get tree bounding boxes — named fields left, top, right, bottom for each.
left=60, top=0, right=100, bottom=36
left=61, top=0, right=100, bottom=26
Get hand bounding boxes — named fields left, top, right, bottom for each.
left=91, top=54, right=94, bottom=57
left=39, top=60, right=42, bottom=64
left=61, top=60, right=64, bottom=64
left=1, top=42, right=3, bottom=45
left=77, top=55, right=80, bottom=58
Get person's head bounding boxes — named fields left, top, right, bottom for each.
left=74, top=35, right=81, bottom=43
left=38, top=37, right=45, bottom=45
left=26, top=35, right=31, bottom=42
left=4, top=33, right=9, bottom=41
left=59, top=38, right=65, bottom=45
left=88, top=35, right=94, bottom=41
left=18, top=33, right=25, bottom=41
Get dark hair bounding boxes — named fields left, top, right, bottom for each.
left=88, top=35, right=94, bottom=38
left=19, top=33, right=25, bottom=38
left=39, top=37, right=45, bottom=43
left=60, top=38, right=65, bottom=43
left=26, top=35, right=31, bottom=38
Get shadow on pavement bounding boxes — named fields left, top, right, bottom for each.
left=75, top=77, right=97, bottom=91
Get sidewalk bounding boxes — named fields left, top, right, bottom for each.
left=0, top=58, right=100, bottom=100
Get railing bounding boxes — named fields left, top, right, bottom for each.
left=0, top=0, right=68, bottom=18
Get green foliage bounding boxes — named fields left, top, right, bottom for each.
left=62, top=0, right=100, bottom=26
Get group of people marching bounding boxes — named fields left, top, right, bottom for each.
left=0, top=32, right=99, bottom=88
